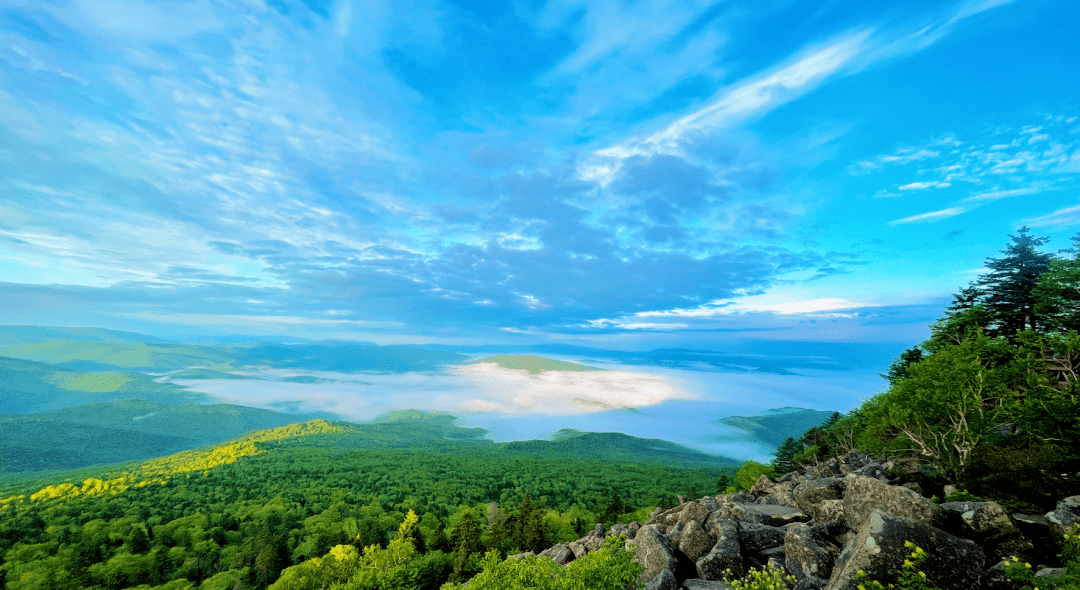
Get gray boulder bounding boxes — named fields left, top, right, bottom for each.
left=793, top=477, right=846, bottom=517
left=784, top=522, right=839, bottom=582
left=1046, top=495, right=1080, bottom=537
left=695, top=518, right=743, bottom=581
left=940, top=501, right=1033, bottom=562
left=634, top=525, right=680, bottom=583
left=719, top=501, right=809, bottom=525
left=679, top=502, right=713, bottom=527
left=679, top=520, right=718, bottom=562
left=842, top=474, right=948, bottom=532
left=737, top=522, right=787, bottom=559
left=828, top=511, right=985, bottom=590
left=1012, top=513, right=1060, bottom=561
left=538, top=543, right=575, bottom=565
left=645, top=567, right=679, bottom=590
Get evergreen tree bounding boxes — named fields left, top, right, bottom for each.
left=716, top=474, right=732, bottom=494
left=977, top=226, right=1052, bottom=337
left=127, top=526, right=150, bottom=554
left=451, top=513, right=484, bottom=556
left=428, top=521, right=451, bottom=553
left=771, top=437, right=800, bottom=474
left=925, top=285, right=992, bottom=351
left=883, top=347, right=925, bottom=384
left=1033, top=232, right=1080, bottom=334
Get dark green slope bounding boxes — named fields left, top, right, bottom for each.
left=714, top=406, right=838, bottom=449
left=0, top=356, right=207, bottom=414
left=253, top=414, right=738, bottom=468
left=0, top=399, right=329, bottom=473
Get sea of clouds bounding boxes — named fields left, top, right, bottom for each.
left=171, top=356, right=886, bottom=462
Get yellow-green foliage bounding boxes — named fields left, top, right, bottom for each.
left=471, top=355, right=603, bottom=374
left=855, top=542, right=943, bottom=590
left=440, top=534, right=643, bottom=590
left=1003, top=524, right=1080, bottom=590
left=735, top=460, right=778, bottom=491
left=239, top=419, right=345, bottom=444
left=723, top=564, right=797, bottom=590
left=62, top=371, right=131, bottom=392
left=271, top=510, right=439, bottom=590
left=14, top=435, right=270, bottom=505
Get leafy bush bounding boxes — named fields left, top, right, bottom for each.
left=439, top=535, right=642, bottom=590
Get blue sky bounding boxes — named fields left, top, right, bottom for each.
left=0, top=0, right=1077, bottom=348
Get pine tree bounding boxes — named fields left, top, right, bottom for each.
left=978, top=226, right=1052, bottom=337
left=716, top=474, right=732, bottom=494
left=925, top=285, right=992, bottom=351
left=1033, top=231, right=1080, bottom=334
left=771, top=437, right=800, bottom=474
left=883, top=347, right=924, bottom=384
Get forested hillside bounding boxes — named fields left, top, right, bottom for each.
left=0, top=416, right=736, bottom=590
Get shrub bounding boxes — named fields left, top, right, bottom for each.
left=723, top=565, right=797, bottom=590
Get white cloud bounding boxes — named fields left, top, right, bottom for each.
left=888, top=207, right=966, bottom=225
left=963, top=187, right=1040, bottom=202
left=1024, top=204, right=1080, bottom=228
left=452, top=362, right=694, bottom=415
left=639, top=31, right=872, bottom=151
left=898, top=181, right=951, bottom=190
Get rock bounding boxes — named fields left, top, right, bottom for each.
left=679, top=502, right=712, bottom=527
left=645, top=567, right=679, bottom=590
left=507, top=551, right=535, bottom=560
left=940, top=501, right=1033, bottom=562
left=813, top=499, right=846, bottom=524
left=943, top=484, right=958, bottom=498
left=901, top=482, right=923, bottom=496
left=634, top=525, right=680, bottom=584
left=682, top=578, right=733, bottom=590
left=842, top=474, right=949, bottom=533
left=719, top=501, right=809, bottom=525
left=519, top=452, right=1079, bottom=590
left=812, top=458, right=842, bottom=479
left=792, top=575, right=829, bottom=590
left=828, top=511, right=985, bottom=590
left=792, top=478, right=846, bottom=516
left=1012, top=513, right=1059, bottom=561
left=649, top=506, right=664, bottom=521
left=538, top=543, right=575, bottom=565
left=696, top=518, right=743, bottom=580
left=1036, top=567, right=1067, bottom=577
left=737, top=522, right=787, bottom=559
left=679, top=520, right=717, bottom=562
left=1046, top=495, right=1080, bottom=537
left=784, top=522, right=839, bottom=582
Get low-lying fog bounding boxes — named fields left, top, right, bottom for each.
left=170, top=356, right=886, bottom=462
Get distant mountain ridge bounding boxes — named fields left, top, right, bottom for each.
left=0, top=399, right=333, bottom=473
left=713, top=406, right=839, bottom=449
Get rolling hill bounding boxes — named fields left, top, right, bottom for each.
left=0, top=356, right=209, bottom=414
left=714, top=406, right=839, bottom=449
left=0, top=399, right=332, bottom=474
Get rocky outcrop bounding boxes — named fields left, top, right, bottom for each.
left=526, top=450, right=1078, bottom=590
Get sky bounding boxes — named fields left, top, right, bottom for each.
left=0, top=0, right=1078, bottom=350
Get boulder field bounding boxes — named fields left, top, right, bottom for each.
left=522, top=450, right=1079, bottom=590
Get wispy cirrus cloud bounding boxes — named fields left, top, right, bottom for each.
left=888, top=207, right=967, bottom=225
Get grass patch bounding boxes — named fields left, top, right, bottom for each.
left=470, top=354, right=604, bottom=374
left=62, top=372, right=131, bottom=392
